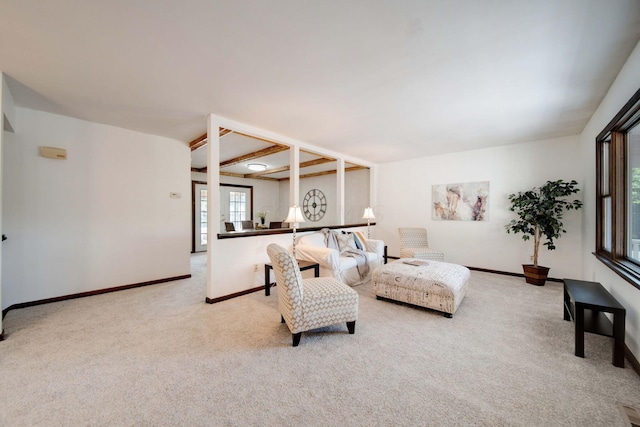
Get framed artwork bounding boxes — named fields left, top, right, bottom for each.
left=432, top=181, right=489, bottom=221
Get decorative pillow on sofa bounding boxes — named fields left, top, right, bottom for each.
left=336, top=232, right=358, bottom=252
left=341, top=231, right=365, bottom=250
left=353, top=231, right=366, bottom=250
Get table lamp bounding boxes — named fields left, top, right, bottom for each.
left=362, top=207, right=375, bottom=239
left=285, top=204, right=306, bottom=258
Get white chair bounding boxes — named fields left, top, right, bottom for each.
left=266, top=244, right=358, bottom=347
left=398, top=227, right=444, bottom=261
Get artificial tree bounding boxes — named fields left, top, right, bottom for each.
left=506, top=179, right=582, bottom=285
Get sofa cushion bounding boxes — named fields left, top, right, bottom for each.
left=298, top=232, right=326, bottom=248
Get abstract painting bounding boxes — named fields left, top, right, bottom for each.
left=432, top=181, right=489, bottom=221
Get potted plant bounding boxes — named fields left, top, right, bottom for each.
left=256, top=211, right=268, bottom=225
left=505, top=179, right=582, bottom=285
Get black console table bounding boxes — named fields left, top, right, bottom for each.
left=264, top=261, right=319, bottom=296
left=563, top=279, right=626, bottom=368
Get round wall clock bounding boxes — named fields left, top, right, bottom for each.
left=302, top=189, right=327, bottom=222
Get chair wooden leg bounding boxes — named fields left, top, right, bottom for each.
left=281, top=315, right=285, bottom=323
left=292, top=332, right=302, bottom=347
left=347, top=321, right=356, bottom=334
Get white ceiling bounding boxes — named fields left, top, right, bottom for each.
left=1, top=0, right=639, bottom=163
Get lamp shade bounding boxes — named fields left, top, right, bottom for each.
left=362, top=207, right=375, bottom=220
left=285, top=205, right=306, bottom=224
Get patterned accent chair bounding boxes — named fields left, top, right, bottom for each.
left=266, top=244, right=358, bottom=347
left=398, top=227, right=445, bottom=261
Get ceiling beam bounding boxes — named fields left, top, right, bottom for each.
left=244, top=157, right=334, bottom=178
left=188, top=133, right=207, bottom=151
left=232, top=131, right=289, bottom=148
left=219, top=145, right=289, bottom=168
left=278, top=165, right=368, bottom=181
left=220, top=171, right=278, bottom=181
left=189, top=128, right=233, bottom=151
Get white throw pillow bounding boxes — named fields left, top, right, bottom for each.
left=336, top=232, right=357, bottom=252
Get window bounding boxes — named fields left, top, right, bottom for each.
left=595, top=87, right=640, bottom=289
left=219, top=184, right=253, bottom=233
left=229, top=191, right=247, bottom=229
left=200, top=188, right=208, bottom=246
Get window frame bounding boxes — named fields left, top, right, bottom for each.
left=595, top=86, right=640, bottom=290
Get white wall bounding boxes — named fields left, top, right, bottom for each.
left=345, top=168, right=370, bottom=224
left=580, top=40, right=640, bottom=360
left=1, top=73, right=15, bottom=335
left=275, top=168, right=371, bottom=227
left=2, top=107, right=191, bottom=309
left=298, top=173, right=338, bottom=227
left=377, top=135, right=583, bottom=279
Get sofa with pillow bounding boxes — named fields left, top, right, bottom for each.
left=295, top=229, right=385, bottom=286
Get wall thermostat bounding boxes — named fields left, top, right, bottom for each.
left=40, top=146, right=67, bottom=160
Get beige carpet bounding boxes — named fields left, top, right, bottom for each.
left=1, top=253, right=639, bottom=426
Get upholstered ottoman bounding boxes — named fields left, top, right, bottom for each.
left=372, top=259, right=470, bottom=317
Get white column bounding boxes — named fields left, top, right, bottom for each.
left=336, top=158, right=345, bottom=225
left=290, top=146, right=300, bottom=207
left=369, top=165, right=378, bottom=211
left=369, top=165, right=378, bottom=237
left=205, top=114, right=221, bottom=302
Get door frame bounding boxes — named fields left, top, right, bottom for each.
left=191, top=181, right=255, bottom=252
left=191, top=180, right=207, bottom=253
left=220, top=183, right=254, bottom=231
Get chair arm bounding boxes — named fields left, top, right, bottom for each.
left=364, top=238, right=385, bottom=258
left=295, top=244, right=341, bottom=272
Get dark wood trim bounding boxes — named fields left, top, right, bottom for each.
left=592, top=252, right=640, bottom=291
left=626, top=345, right=640, bottom=377
left=383, top=259, right=564, bottom=283
left=205, top=285, right=265, bottom=304
left=217, top=222, right=375, bottom=239
left=1, top=274, right=191, bottom=319
left=612, top=131, right=625, bottom=259
left=220, top=183, right=254, bottom=224
left=0, top=330, right=4, bottom=341
left=595, top=86, right=640, bottom=290
left=596, top=86, right=640, bottom=141
left=465, top=266, right=562, bottom=282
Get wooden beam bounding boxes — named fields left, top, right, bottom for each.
left=244, top=157, right=334, bottom=178
left=220, top=171, right=279, bottom=181
left=188, top=133, right=207, bottom=151
left=220, top=145, right=289, bottom=168
left=189, top=128, right=233, bottom=151
left=278, top=166, right=367, bottom=181
left=232, top=131, right=289, bottom=148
